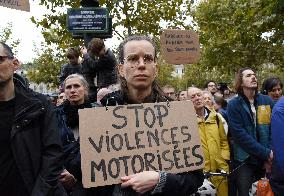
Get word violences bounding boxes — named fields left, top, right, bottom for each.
left=83, top=103, right=204, bottom=185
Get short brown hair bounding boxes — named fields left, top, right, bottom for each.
left=234, top=67, right=255, bottom=94
left=88, top=38, right=105, bottom=56
left=66, top=47, right=80, bottom=58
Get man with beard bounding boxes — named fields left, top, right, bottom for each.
left=204, top=80, right=218, bottom=96
left=227, top=68, right=274, bottom=195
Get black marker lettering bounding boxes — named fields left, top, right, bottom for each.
left=127, top=105, right=143, bottom=127
left=154, top=104, right=168, bottom=127
left=91, top=159, right=107, bottom=182
left=112, top=106, right=127, bottom=129
left=89, top=136, right=103, bottom=153
left=192, top=145, right=203, bottom=166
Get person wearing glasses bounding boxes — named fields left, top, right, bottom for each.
left=59, top=47, right=82, bottom=87
left=204, top=80, right=218, bottom=96
left=100, top=35, right=204, bottom=196
left=0, top=42, right=65, bottom=195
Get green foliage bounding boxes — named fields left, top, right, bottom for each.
left=0, top=23, right=20, bottom=56
left=30, top=0, right=194, bottom=87
left=182, top=63, right=233, bottom=88
left=27, top=48, right=65, bottom=88
left=21, top=62, right=34, bottom=70
left=191, top=0, right=284, bottom=73
left=156, top=58, right=188, bottom=91
left=30, top=0, right=284, bottom=88
left=157, top=59, right=176, bottom=86
left=103, top=0, right=192, bottom=38
left=31, top=0, right=83, bottom=54
left=177, top=0, right=284, bottom=90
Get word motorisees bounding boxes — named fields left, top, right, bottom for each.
left=79, top=101, right=204, bottom=187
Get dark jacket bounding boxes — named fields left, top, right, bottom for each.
left=81, top=48, right=117, bottom=88
left=12, top=74, right=66, bottom=196
left=227, top=93, right=274, bottom=164
left=100, top=90, right=204, bottom=196
left=270, top=97, right=284, bottom=195
left=55, top=101, right=92, bottom=181
left=55, top=100, right=114, bottom=195
left=59, top=63, right=82, bottom=85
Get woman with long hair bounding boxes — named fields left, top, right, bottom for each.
left=100, top=35, right=204, bottom=196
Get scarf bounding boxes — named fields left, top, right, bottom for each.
left=63, top=100, right=92, bottom=128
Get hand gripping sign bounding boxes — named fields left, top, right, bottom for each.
left=79, top=101, right=204, bottom=188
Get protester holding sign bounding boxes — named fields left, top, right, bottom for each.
left=100, top=35, right=204, bottom=195
left=56, top=74, right=93, bottom=194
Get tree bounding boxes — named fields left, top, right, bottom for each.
left=0, top=22, right=20, bottom=56
left=29, top=0, right=194, bottom=87
left=179, top=0, right=284, bottom=89
left=34, top=0, right=193, bottom=43
left=31, top=0, right=284, bottom=88
left=27, top=47, right=65, bottom=88
left=191, top=0, right=284, bottom=75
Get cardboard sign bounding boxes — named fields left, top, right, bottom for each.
left=79, top=101, right=204, bottom=188
left=160, top=29, right=201, bottom=65
left=0, top=0, right=30, bottom=12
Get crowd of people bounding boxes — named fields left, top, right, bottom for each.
left=0, top=34, right=283, bottom=196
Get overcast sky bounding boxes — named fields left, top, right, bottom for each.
left=0, top=1, right=121, bottom=63
left=0, top=1, right=48, bottom=63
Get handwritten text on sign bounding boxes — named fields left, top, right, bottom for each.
left=0, top=0, right=30, bottom=12
left=161, top=29, right=201, bottom=65
left=79, top=101, right=204, bottom=187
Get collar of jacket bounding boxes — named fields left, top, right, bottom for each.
left=11, top=77, right=45, bottom=138
left=197, top=107, right=213, bottom=123
left=237, top=93, right=259, bottom=124
left=101, top=89, right=171, bottom=106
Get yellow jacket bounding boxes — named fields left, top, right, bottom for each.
left=197, top=107, right=230, bottom=172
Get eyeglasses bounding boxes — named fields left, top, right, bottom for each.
left=208, top=84, right=216, bottom=87
left=165, top=92, right=175, bottom=96
left=67, top=56, right=76, bottom=60
left=0, top=56, right=13, bottom=64
left=124, top=54, right=155, bottom=68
